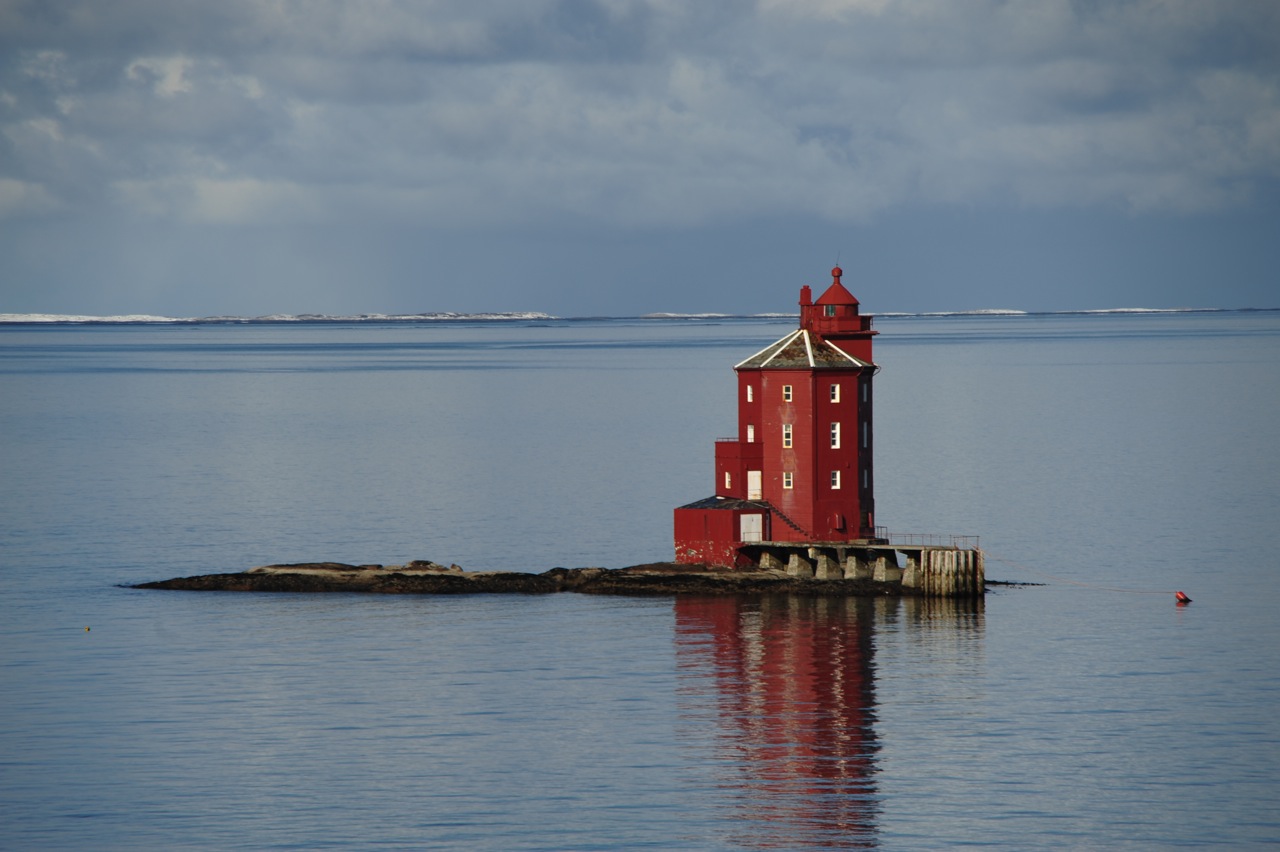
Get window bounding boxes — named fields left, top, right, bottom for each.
left=863, top=469, right=869, bottom=489
left=746, top=424, right=755, bottom=443
left=862, top=382, right=868, bottom=403
left=831, top=471, right=841, bottom=489
left=782, top=424, right=792, bottom=448
left=724, top=472, right=732, bottom=491
left=862, top=420, right=869, bottom=448
left=782, top=385, right=792, bottom=402
left=783, top=472, right=794, bottom=489
left=831, top=422, right=841, bottom=448
left=830, top=383, right=840, bottom=403
left=825, top=305, right=836, bottom=317
left=746, top=385, right=753, bottom=403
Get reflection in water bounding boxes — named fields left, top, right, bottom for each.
left=676, top=596, right=881, bottom=849
left=675, top=595, right=986, bottom=849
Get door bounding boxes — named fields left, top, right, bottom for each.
left=740, top=513, right=763, bottom=543
left=747, top=470, right=762, bottom=500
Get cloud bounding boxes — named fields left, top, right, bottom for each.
left=0, top=176, right=60, bottom=215
left=0, top=0, right=1277, bottom=229
left=125, top=55, right=194, bottom=96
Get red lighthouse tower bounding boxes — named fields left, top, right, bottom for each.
left=674, top=266, right=880, bottom=567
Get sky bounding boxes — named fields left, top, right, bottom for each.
left=1, top=0, right=1277, bottom=317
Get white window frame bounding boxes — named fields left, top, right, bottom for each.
left=782, top=424, right=793, bottom=448
left=746, top=424, right=755, bottom=443
left=831, top=422, right=841, bottom=449
left=831, top=470, right=841, bottom=489
left=782, top=385, right=792, bottom=402
left=783, top=472, right=794, bottom=489
left=724, top=471, right=732, bottom=491
left=830, top=383, right=840, bottom=403
left=746, top=385, right=753, bottom=403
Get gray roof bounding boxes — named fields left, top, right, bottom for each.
left=677, top=495, right=773, bottom=511
left=734, top=329, right=874, bottom=370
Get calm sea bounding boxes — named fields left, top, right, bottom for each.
left=2, top=312, right=1278, bottom=850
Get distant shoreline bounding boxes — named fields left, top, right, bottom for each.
left=6, top=307, right=1277, bottom=326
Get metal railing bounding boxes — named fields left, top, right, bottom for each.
left=883, top=532, right=981, bottom=549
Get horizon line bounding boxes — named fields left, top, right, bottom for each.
left=2, top=306, right=1278, bottom=325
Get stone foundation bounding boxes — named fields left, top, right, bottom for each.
left=742, top=542, right=984, bottom=598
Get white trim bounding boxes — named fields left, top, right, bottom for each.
left=823, top=339, right=873, bottom=367
left=733, top=330, right=877, bottom=371
left=734, top=330, right=805, bottom=369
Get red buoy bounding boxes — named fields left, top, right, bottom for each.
left=1176, top=591, right=1192, bottom=604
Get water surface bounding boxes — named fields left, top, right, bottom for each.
left=2, top=312, right=1278, bottom=849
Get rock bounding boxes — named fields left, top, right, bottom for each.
left=132, top=561, right=916, bottom=597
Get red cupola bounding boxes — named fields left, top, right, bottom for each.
left=800, top=266, right=875, bottom=359
left=674, top=266, right=880, bottom=567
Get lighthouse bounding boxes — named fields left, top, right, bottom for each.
left=674, top=266, right=881, bottom=568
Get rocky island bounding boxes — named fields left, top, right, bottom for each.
left=134, top=560, right=920, bottom=597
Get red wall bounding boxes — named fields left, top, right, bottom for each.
left=752, top=369, right=874, bottom=541
left=674, top=507, right=744, bottom=566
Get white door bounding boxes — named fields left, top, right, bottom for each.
left=747, top=470, right=762, bottom=500
left=740, top=513, right=763, bottom=543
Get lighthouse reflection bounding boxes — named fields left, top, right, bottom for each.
left=674, top=595, right=984, bottom=849
left=675, top=595, right=881, bottom=848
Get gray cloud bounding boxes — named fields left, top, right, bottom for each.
left=4, top=0, right=1276, bottom=220
left=1, top=0, right=1277, bottom=314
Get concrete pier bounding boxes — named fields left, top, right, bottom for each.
left=742, top=540, right=984, bottom=598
